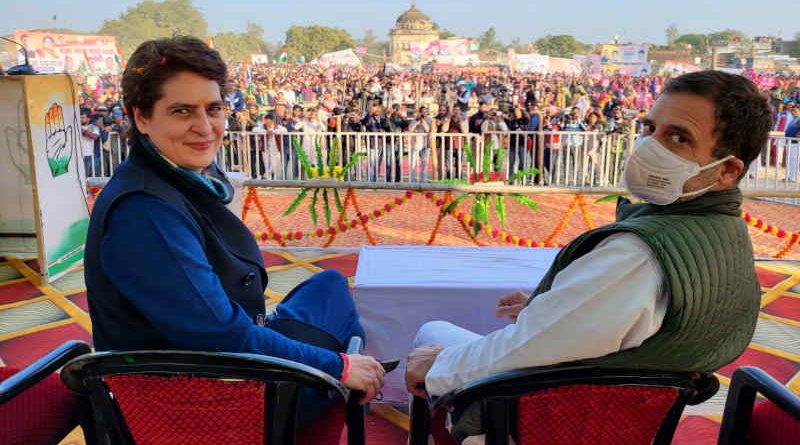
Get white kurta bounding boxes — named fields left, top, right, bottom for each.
left=423, top=232, right=667, bottom=396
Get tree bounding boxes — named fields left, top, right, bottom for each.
left=707, top=28, right=747, bottom=44
left=357, top=29, right=389, bottom=58
left=674, top=33, right=708, bottom=54
left=99, top=0, right=208, bottom=57
left=533, top=34, right=592, bottom=58
left=284, top=25, right=355, bottom=61
left=478, top=27, right=504, bottom=51
left=791, top=32, right=800, bottom=59
left=212, top=22, right=270, bottom=63
left=666, top=24, right=678, bottom=48
left=439, top=29, right=456, bottom=40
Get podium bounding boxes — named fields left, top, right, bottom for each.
left=0, top=75, right=89, bottom=283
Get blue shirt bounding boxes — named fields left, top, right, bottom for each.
left=786, top=116, right=800, bottom=138
left=100, top=193, right=343, bottom=378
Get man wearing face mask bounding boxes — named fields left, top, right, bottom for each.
left=406, top=71, right=772, bottom=444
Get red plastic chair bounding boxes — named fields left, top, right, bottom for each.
left=0, top=340, right=92, bottom=445
left=410, top=366, right=718, bottom=445
left=718, top=366, right=800, bottom=445
left=60, top=338, right=365, bottom=445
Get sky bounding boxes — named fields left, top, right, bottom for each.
left=1, top=0, right=799, bottom=46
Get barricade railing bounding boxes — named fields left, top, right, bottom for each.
left=83, top=131, right=800, bottom=198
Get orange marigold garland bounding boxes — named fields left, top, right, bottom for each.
left=544, top=195, right=579, bottom=245
left=576, top=194, right=595, bottom=230
left=427, top=192, right=453, bottom=245
left=247, top=187, right=287, bottom=247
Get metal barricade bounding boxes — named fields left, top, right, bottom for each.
left=83, top=130, right=800, bottom=204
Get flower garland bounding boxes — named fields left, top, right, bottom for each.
left=84, top=185, right=800, bottom=258
left=576, top=194, right=596, bottom=230
left=427, top=192, right=454, bottom=245
left=742, top=211, right=800, bottom=258
left=253, top=190, right=413, bottom=245
left=423, top=192, right=562, bottom=248
left=544, top=195, right=579, bottom=245
left=245, top=187, right=287, bottom=247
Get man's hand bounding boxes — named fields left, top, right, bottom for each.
left=405, top=344, right=443, bottom=398
left=496, top=291, right=528, bottom=323
left=341, top=354, right=385, bottom=405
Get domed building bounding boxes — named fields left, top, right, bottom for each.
left=389, top=3, right=439, bottom=65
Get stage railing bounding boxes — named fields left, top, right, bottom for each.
left=84, top=131, right=800, bottom=198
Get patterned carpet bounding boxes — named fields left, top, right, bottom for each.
left=0, top=194, right=800, bottom=445
left=1, top=247, right=798, bottom=444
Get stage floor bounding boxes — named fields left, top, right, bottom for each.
left=1, top=247, right=798, bottom=444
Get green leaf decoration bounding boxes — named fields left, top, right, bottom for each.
left=310, top=189, right=319, bottom=226
left=482, top=140, right=493, bottom=177
left=463, top=142, right=476, bottom=169
left=510, top=168, right=541, bottom=183
left=494, top=147, right=506, bottom=173
left=283, top=188, right=309, bottom=216
left=511, top=193, right=540, bottom=211
left=595, top=194, right=626, bottom=203
left=471, top=197, right=482, bottom=235
left=328, top=137, right=340, bottom=167
left=495, top=194, right=506, bottom=226
left=432, top=179, right=471, bottom=185
left=315, top=140, right=324, bottom=170
left=340, top=152, right=367, bottom=179
left=333, top=188, right=344, bottom=212
left=292, top=136, right=314, bottom=176
left=322, top=189, right=331, bottom=226
left=441, top=193, right=471, bottom=216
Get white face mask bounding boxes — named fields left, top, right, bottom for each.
left=623, top=136, right=733, bottom=205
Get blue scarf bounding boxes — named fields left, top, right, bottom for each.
left=133, top=133, right=233, bottom=204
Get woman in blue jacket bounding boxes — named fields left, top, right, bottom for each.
left=83, top=36, right=385, bottom=427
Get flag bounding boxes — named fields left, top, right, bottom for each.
left=113, top=41, right=126, bottom=71
left=82, top=50, right=94, bottom=74
left=278, top=49, right=288, bottom=64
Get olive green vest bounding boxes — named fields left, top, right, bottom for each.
left=528, top=189, right=760, bottom=372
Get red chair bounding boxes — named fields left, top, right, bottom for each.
left=0, top=340, right=92, bottom=445
left=410, top=366, right=718, bottom=445
left=60, top=338, right=365, bottom=445
left=718, top=366, right=800, bottom=445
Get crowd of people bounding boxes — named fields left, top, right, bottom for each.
left=76, top=63, right=800, bottom=181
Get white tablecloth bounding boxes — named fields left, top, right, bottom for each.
left=354, top=245, right=560, bottom=403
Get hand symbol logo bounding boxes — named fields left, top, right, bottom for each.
left=45, top=103, right=74, bottom=177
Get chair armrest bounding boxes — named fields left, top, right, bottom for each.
left=0, top=340, right=91, bottom=404
left=734, top=367, right=800, bottom=418
left=718, top=367, right=800, bottom=445
left=344, top=336, right=365, bottom=445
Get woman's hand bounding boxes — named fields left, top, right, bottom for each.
left=495, top=291, right=528, bottom=323
left=341, top=354, right=386, bottom=404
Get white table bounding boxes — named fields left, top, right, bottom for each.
left=354, top=245, right=560, bottom=404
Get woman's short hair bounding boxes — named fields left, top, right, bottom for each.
left=121, top=36, right=227, bottom=135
